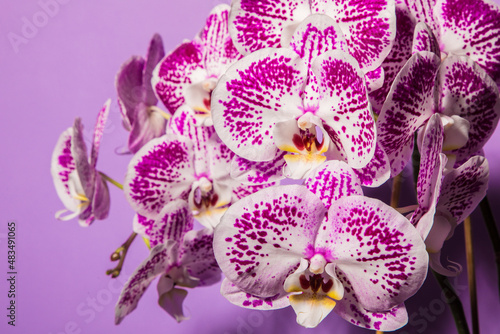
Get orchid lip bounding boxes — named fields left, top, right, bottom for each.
left=283, top=258, right=345, bottom=327
left=297, top=274, right=336, bottom=296
left=288, top=114, right=326, bottom=154
left=284, top=257, right=344, bottom=301
left=274, top=114, right=331, bottom=179
left=190, top=178, right=220, bottom=212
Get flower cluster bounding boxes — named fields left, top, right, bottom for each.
left=51, top=0, right=500, bottom=331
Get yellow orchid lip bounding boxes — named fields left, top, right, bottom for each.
left=284, top=283, right=303, bottom=294
left=194, top=206, right=228, bottom=217
left=287, top=287, right=338, bottom=328
left=289, top=292, right=337, bottom=308
left=284, top=153, right=327, bottom=164
left=278, top=144, right=302, bottom=154
left=326, top=290, right=342, bottom=301
left=215, top=200, right=230, bottom=209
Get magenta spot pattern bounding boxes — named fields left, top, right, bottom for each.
left=437, top=0, right=500, bottom=83
left=150, top=203, right=193, bottom=248
left=317, top=54, right=375, bottom=166
left=377, top=52, right=440, bottom=175
left=412, top=22, right=440, bottom=55
left=55, top=131, right=75, bottom=195
left=438, top=56, right=500, bottom=163
left=231, top=0, right=308, bottom=54
left=353, top=144, right=390, bottom=187
left=410, top=115, right=444, bottom=228
left=218, top=53, right=304, bottom=153
left=155, top=41, right=204, bottom=114
left=319, top=196, right=425, bottom=310
left=126, top=137, right=194, bottom=216
left=305, top=161, right=363, bottom=209
left=369, top=3, right=415, bottom=114
left=438, top=156, right=489, bottom=224
left=312, top=0, right=395, bottom=71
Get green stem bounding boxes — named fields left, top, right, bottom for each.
left=106, top=232, right=137, bottom=278
left=433, top=271, right=470, bottom=334
left=479, top=196, right=500, bottom=298
left=99, top=172, right=124, bottom=190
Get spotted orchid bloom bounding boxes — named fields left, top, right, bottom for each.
left=229, top=0, right=396, bottom=75
left=115, top=203, right=220, bottom=323
left=116, top=34, right=169, bottom=153
left=51, top=100, right=111, bottom=226
left=377, top=51, right=500, bottom=176
left=369, top=1, right=417, bottom=114
left=411, top=115, right=489, bottom=276
left=213, top=14, right=378, bottom=180
left=228, top=0, right=396, bottom=94
left=403, top=0, right=500, bottom=85
left=214, top=161, right=428, bottom=330
left=124, top=108, right=276, bottom=230
left=152, top=4, right=241, bottom=127
left=371, top=0, right=500, bottom=114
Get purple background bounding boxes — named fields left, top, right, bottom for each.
left=1, top=1, right=500, bottom=333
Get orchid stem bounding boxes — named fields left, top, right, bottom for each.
left=390, top=173, right=402, bottom=208
left=99, top=172, right=124, bottom=190
left=464, top=217, right=479, bottom=334
left=479, top=196, right=500, bottom=298
left=432, top=270, right=470, bottom=334
left=106, top=232, right=137, bottom=278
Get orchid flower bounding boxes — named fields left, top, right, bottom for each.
left=51, top=100, right=111, bottom=226
left=411, top=114, right=489, bottom=276
left=377, top=51, right=500, bottom=176
left=403, top=0, right=500, bottom=85
left=214, top=161, right=428, bottom=329
left=212, top=14, right=379, bottom=180
left=228, top=0, right=396, bottom=94
left=229, top=0, right=396, bottom=74
left=152, top=4, right=241, bottom=127
left=116, top=34, right=169, bottom=153
left=115, top=202, right=220, bottom=323
left=124, top=109, right=276, bottom=230
left=372, top=0, right=500, bottom=114
left=369, top=1, right=417, bottom=114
